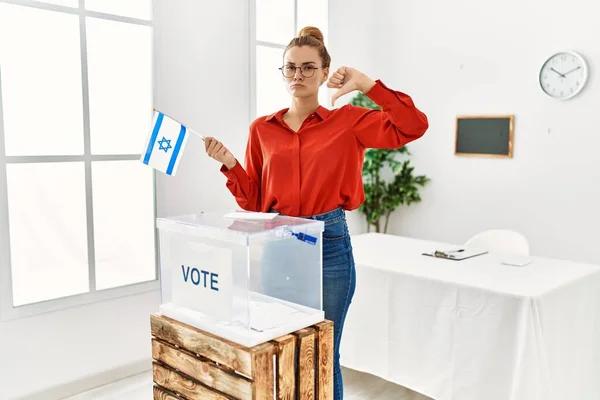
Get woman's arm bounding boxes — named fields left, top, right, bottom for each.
left=206, top=128, right=263, bottom=211
left=328, top=67, right=429, bottom=149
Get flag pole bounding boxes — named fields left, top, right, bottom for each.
left=187, top=128, right=205, bottom=141
left=152, top=108, right=205, bottom=141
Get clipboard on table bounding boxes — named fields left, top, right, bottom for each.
left=422, top=248, right=488, bottom=261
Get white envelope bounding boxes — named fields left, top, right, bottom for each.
left=223, top=211, right=278, bottom=220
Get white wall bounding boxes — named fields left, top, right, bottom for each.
left=0, top=1, right=250, bottom=399
left=153, top=0, right=250, bottom=217
left=0, top=292, right=159, bottom=400
left=330, top=0, right=600, bottom=265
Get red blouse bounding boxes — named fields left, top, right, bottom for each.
left=220, top=79, right=428, bottom=217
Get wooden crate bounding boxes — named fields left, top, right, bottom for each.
left=150, top=313, right=334, bottom=400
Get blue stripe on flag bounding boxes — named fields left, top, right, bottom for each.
left=166, top=125, right=187, bottom=175
left=143, top=112, right=164, bottom=165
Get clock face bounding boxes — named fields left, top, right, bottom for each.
left=539, top=52, right=588, bottom=100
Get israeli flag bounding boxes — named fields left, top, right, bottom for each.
left=141, top=110, right=189, bottom=176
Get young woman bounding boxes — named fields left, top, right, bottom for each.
left=204, top=26, right=428, bottom=399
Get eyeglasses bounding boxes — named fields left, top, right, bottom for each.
left=279, top=65, right=320, bottom=78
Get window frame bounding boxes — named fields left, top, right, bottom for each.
left=0, top=0, right=159, bottom=322
left=249, top=0, right=329, bottom=121
left=249, top=0, right=296, bottom=121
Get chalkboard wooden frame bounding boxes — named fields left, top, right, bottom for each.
left=455, top=115, right=514, bottom=158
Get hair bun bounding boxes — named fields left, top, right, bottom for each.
left=298, top=26, right=324, bottom=44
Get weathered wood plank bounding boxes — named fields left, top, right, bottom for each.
left=153, top=362, right=233, bottom=400
left=294, top=327, right=316, bottom=400
left=272, top=334, right=296, bottom=400
left=150, top=313, right=253, bottom=376
left=152, top=339, right=252, bottom=400
left=151, top=313, right=334, bottom=400
left=153, top=385, right=180, bottom=400
left=314, top=321, right=334, bottom=400
left=251, top=343, right=276, bottom=400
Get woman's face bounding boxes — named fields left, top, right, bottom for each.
left=282, top=46, right=329, bottom=99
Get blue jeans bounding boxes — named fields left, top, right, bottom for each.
left=264, top=207, right=357, bottom=400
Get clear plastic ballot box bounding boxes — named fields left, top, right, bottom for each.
left=156, top=211, right=325, bottom=347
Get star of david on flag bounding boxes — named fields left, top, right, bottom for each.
left=141, top=110, right=200, bottom=176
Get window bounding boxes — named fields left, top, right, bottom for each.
left=251, top=0, right=329, bottom=120
left=0, top=1, right=156, bottom=320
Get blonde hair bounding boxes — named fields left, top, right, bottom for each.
left=284, top=26, right=331, bottom=68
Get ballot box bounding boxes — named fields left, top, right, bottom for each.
left=156, top=210, right=325, bottom=347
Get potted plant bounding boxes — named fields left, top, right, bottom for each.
left=352, top=92, right=430, bottom=233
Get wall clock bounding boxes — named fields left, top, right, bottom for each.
left=539, top=51, right=589, bottom=100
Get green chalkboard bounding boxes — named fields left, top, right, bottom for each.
left=455, top=116, right=513, bottom=158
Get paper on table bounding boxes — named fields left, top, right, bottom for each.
left=223, top=211, right=278, bottom=220
left=500, top=256, right=533, bottom=267
left=422, top=248, right=488, bottom=261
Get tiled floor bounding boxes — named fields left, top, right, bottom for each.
left=63, top=367, right=432, bottom=400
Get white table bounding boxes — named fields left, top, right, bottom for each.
left=340, top=233, right=600, bottom=400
